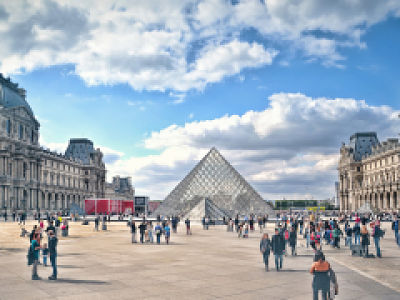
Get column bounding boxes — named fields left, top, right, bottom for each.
left=389, top=191, right=394, bottom=210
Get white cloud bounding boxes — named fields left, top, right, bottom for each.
left=102, top=93, right=399, bottom=200
left=1, top=0, right=399, bottom=92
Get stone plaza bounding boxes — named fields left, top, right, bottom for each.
left=0, top=220, right=399, bottom=299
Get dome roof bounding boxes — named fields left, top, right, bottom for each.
left=0, top=84, right=33, bottom=115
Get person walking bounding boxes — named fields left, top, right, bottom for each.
left=393, top=217, right=399, bottom=246
left=289, top=227, right=297, bottom=256
left=260, top=233, right=271, bottom=271
left=164, top=222, right=171, bottom=244
left=271, top=228, right=285, bottom=271
left=31, top=233, right=41, bottom=280
left=185, top=218, right=191, bottom=235
left=130, top=221, right=137, bottom=243
left=48, top=230, right=58, bottom=280
left=310, top=251, right=331, bottom=300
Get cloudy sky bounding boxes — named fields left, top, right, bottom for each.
left=1, top=0, right=400, bottom=200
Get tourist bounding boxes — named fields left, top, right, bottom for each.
left=94, top=215, right=99, bottom=231
left=48, top=230, right=58, bottom=280
left=332, top=225, right=341, bottom=249
left=243, top=224, right=249, bottom=238
left=271, top=228, right=285, bottom=271
left=202, top=216, right=206, bottom=230
left=185, top=218, right=191, bottom=235
left=372, top=221, right=384, bottom=258
left=205, top=216, right=209, bottom=230
left=31, top=233, right=41, bottom=280
left=249, top=217, right=254, bottom=231
left=171, top=216, right=178, bottom=233
left=164, top=222, right=171, bottom=244
left=139, top=222, right=146, bottom=243
left=238, top=223, right=243, bottom=238
left=392, top=217, right=399, bottom=246
left=353, top=222, right=361, bottom=245
left=304, top=226, right=310, bottom=248
left=148, top=222, right=154, bottom=243
left=130, top=221, right=137, bottom=243
left=299, top=217, right=304, bottom=235
left=289, top=226, right=297, bottom=256
left=361, top=225, right=369, bottom=257
left=235, top=215, right=239, bottom=232
left=345, top=225, right=353, bottom=249
left=258, top=217, right=263, bottom=233
left=3, top=210, right=7, bottom=222
left=284, top=228, right=289, bottom=255
left=310, top=251, right=331, bottom=300
left=42, top=243, right=49, bottom=267
left=260, top=233, right=271, bottom=271
left=155, top=222, right=162, bottom=244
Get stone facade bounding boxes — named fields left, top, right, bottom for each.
left=0, top=74, right=106, bottom=212
left=105, top=176, right=134, bottom=200
left=338, top=132, right=400, bottom=212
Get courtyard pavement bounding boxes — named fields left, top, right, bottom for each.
left=0, top=220, right=399, bottom=299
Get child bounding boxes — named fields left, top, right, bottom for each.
left=42, top=243, right=49, bottom=266
left=243, top=224, right=249, bottom=238
left=164, top=223, right=171, bottom=244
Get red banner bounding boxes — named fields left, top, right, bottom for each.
left=85, top=199, right=134, bottom=215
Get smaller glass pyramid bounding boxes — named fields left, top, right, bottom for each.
left=156, top=148, right=274, bottom=217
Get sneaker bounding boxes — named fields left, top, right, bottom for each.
left=32, top=275, right=41, bottom=280
left=48, top=275, right=57, bottom=280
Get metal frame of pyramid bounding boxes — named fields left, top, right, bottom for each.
left=155, top=147, right=274, bottom=218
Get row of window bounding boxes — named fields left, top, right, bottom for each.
left=5, top=119, right=36, bottom=143
left=362, top=155, right=398, bottom=171
left=42, top=173, right=90, bottom=190
left=44, top=159, right=89, bottom=175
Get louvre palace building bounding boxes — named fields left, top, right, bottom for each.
left=338, top=132, right=400, bottom=212
left=0, top=74, right=106, bottom=212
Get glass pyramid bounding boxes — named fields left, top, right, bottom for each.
left=156, top=147, right=274, bottom=217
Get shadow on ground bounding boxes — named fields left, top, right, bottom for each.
left=48, top=278, right=110, bottom=285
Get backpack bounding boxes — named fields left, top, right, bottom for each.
left=27, top=245, right=34, bottom=265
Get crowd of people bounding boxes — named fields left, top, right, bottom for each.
left=3, top=207, right=399, bottom=296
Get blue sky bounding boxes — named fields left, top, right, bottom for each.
left=1, top=1, right=400, bottom=199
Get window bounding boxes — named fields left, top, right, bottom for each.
left=19, top=124, right=23, bottom=140
left=31, top=130, right=34, bottom=143
left=23, top=163, right=27, bottom=178
left=6, top=120, right=11, bottom=136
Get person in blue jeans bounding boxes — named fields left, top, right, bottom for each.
left=271, top=228, right=285, bottom=271
left=31, top=234, right=41, bottom=280
left=260, top=233, right=271, bottom=271
left=48, top=230, right=58, bottom=280
left=155, top=223, right=162, bottom=244
left=393, top=219, right=399, bottom=246
left=373, top=222, right=383, bottom=258
left=353, top=223, right=360, bottom=245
